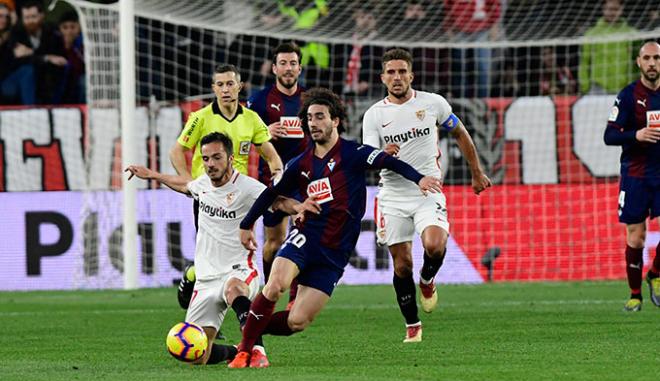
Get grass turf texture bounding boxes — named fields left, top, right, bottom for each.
left=1, top=282, right=659, bottom=381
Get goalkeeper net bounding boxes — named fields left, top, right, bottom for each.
left=3, top=0, right=658, bottom=289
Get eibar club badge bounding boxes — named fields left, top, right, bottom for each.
left=327, top=158, right=336, bottom=172
left=415, top=110, right=425, bottom=121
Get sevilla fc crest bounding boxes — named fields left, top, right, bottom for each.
left=415, top=110, right=425, bottom=121
left=225, top=192, right=235, bottom=205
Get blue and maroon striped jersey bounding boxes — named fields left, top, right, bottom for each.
left=604, top=80, right=660, bottom=178
left=247, top=84, right=310, bottom=183
left=240, top=138, right=424, bottom=265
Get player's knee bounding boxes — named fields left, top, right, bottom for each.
left=264, top=237, right=285, bottom=256
left=626, top=227, right=646, bottom=248
left=287, top=315, right=312, bottom=332
left=393, top=259, right=413, bottom=277
left=224, top=283, right=248, bottom=302
left=262, top=280, right=286, bottom=300
left=627, top=236, right=646, bottom=248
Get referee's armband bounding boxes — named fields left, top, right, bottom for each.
left=440, top=113, right=459, bottom=131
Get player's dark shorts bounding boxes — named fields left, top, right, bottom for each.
left=263, top=209, right=289, bottom=228
left=276, top=228, right=347, bottom=296
left=618, top=176, right=660, bottom=224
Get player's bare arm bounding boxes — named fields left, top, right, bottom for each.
left=450, top=121, right=492, bottom=195
left=125, top=165, right=190, bottom=194
left=272, top=196, right=322, bottom=217
left=256, top=141, right=284, bottom=179
left=635, top=127, right=660, bottom=143
left=169, top=142, right=193, bottom=181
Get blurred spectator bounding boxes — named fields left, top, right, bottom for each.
left=0, top=3, right=14, bottom=104
left=398, top=1, right=449, bottom=94
left=277, top=0, right=330, bottom=88
left=578, top=0, right=637, bottom=94
left=342, top=3, right=379, bottom=96
left=1, top=0, right=66, bottom=104
left=445, top=0, right=502, bottom=98
left=0, top=0, right=15, bottom=26
left=538, top=46, right=576, bottom=96
left=57, top=10, right=84, bottom=104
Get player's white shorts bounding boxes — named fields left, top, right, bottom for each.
left=185, top=265, right=260, bottom=331
left=375, top=191, right=449, bottom=246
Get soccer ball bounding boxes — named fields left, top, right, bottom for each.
left=166, top=322, right=208, bottom=362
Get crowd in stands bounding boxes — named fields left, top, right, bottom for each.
left=0, top=0, right=84, bottom=105
left=2, top=0, right=658, bottom=106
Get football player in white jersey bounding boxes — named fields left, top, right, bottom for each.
left=362, top=48, right=492, bottom=343
left=126, top=132, right=318, bottom=367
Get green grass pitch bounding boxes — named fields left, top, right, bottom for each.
left=1, top=282, right=659, bottom=381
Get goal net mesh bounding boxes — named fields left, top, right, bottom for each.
left=32, top=0, right=657, bottom=288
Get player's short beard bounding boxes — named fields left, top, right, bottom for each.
left=642, top=68, right=658, bottom=84
left=389, top=84, right=409, bottom=99
left=208, top=165, right=231, bottom=184
left=277, top=75, right=297, bottom=90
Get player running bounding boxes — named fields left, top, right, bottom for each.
left=362, top=48, right=491, bottom=342
left=604, top=40, right=660, bottom=312
left=247, top=42, right=309, bottom=306
left=227, top=87, right=443, bottom=368
left=126, top=132, right=316, bottom=366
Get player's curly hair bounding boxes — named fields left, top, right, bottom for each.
left=298, top=87, right=347, bottom=135
left=382, top=48, right=413, bottom=71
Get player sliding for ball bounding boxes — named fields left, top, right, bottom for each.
left=126, top=132, right=319, bottom=367
left=228, top=88, right=443, bottom=368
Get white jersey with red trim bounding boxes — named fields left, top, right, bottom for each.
left=363, top=90, right=453, bottom=196
left=187, top=171, right=265, bottom=281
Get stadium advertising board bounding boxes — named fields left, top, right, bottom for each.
left=0, top=188, right=482, bottom=290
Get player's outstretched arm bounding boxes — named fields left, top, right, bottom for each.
left=272, top=196, right=321, bottom=217
left=125, top=165, right=190, bottom=195
left=256, top=142, right=284, bottom=180
left=450, top=121, right=492, bottom=195
left=168, top=142, right=193, bottom=181
left=376, top=152, right=443, bottom=194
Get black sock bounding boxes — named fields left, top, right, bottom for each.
left=206, top=343, right=238, bottom=364
left=177, top=272, right=195, bottom=309
left=231, top=296, right=252, bottom=327
left=420, top=250, right=445, bottom=282
left=393, top=273, right=419, bottom=325
left=231, top=296, right=264, bottom=348
left=631, top=292, right=642, bottom=301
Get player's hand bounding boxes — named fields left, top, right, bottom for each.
left=293, top=196, right=322, bottom=224
left=268, top=121, right=287, bottom=140
left=635, top=127, right=660, bottom=143
left=125, top=165, right=153, bottom=180
left=270, top=168, right=283, bottom=185
left=46, top=55, right=68, bottom=66
left=472, top=172, right=492, bottom=195
left=384, top=143, right=400, bottom=156
left=240, top=228, right=258, bottom=251
left=418, top=176, right=443, bottom=195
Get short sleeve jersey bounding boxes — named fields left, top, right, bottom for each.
left=177, top=101, right=271, bottom=178
left=187, top=171, right=266, bottom=280
left=363, top=90, right=454, bottom=196
left=271, top=138, right=392, bottom=260
left=247, top=84, right=310, bottom=184
left=606, top=80, right=660, bottom=178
